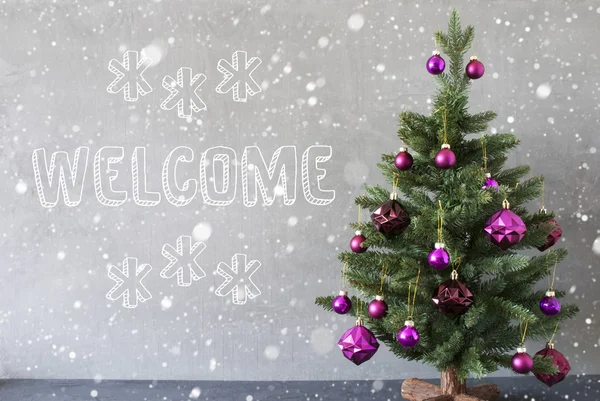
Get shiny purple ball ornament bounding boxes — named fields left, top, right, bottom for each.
left=350, top=230, right=368, bottom=253
left=332, top=290, right=352, bottom=315
left=368, top=295, right=388, bottom=319
left=466, top=56, right=485, bottom=80
left=483, top=199, right=527, bottom=250
left=397, top=320, right=420, bottom=348
left=426, top=50, right=445, bottom=75
left=338, top=317, right=380, bottom=365
left=512, top=347, right=534, bottom=374
left=428, top=242, right=450, bottom=270
left=394, top=147, right=414, bottom=171
left=539, top=290, right=561, bottom=316
left=435, top=144, right=456, bottom=169
left=482, top=173, right=499, bottom=191
left=534, top=342, right=571, bottom=387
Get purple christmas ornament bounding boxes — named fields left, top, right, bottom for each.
left=370, top=194, right=411, bottom=236
left=432, top=272, right=474, bottom=316
left=332, top=290, right=352, bottom=314
left=534, top=343, right=571, bottom=387
left=426, top=50, right=445, bottom=75
left=338, top=318, right=380, bottom=365
left=539, top=291, right=561, bottom=316
left=428, top=242, right=450, bottom=270
left=394, top=147, right=414, bottom=171
left=482, top=173, right=499, bottom=191
left=435, top=144, right=456, bottom=169
left=397, top=320, right=420, bottom=348
left=368, top=295, right=388, bottom=319
left=350, top=230, right=368, bottom=253
left=483, top=200, right=527, bottom=250
left=466, top=56, right=485, bottom=79
left=512, top=347, right=534, bottom=374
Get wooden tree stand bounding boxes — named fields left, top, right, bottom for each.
left=401, top=368, right=500, bottom=401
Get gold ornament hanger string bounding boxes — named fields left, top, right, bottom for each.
left=379, top=262, right=389, bottom=294
left=406, top=268, right=422, bottom=320
left=540, top=178, right=546, bottom=211
left=442, top=108, right=448, bottom=144
left=341, top=262, right=349, bottom=291
left=519, top=318, right=529, bottom=346
left=548, top=255, right=558, bottom=291
left=481, top=136, right=487, bottom=171
left=438, top=201, right=444, bottom=243
left=451, top=256, right=462, bottom=280
left=358, top=206, right=362, bottom=225
left=549, top=323, right=560, bottom=344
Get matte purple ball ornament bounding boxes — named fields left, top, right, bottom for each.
left=428, top=242, right=450, bottom=270
left=466, top=56, right=485, bottom=80
left=483, top=199, right=527, bottom=250
left=533, top=342, right=571, bottom=387
left=370, top=192, right=411, bottom=236
left=512, top=347, right=534, bottom=374
left=397, top=320, right=420, bottom=348
left=332, top=290, right=352, bottom=315
left=539, top=290, right=561, bottom=316
left=435, top=144, right=456, bottom=169
left=426, top=50, right=446, bottom=75
left=350, top=230, right=368, bottom=253
left=394, top=147, right=414, bottom=171
left=368, top=295, right=388, bottom=319
left=482, top=173, right=499, bottom=191
left=338, top=317, right=380, bottom=365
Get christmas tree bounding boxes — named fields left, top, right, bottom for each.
left=316, top=10, right=579, bottom=400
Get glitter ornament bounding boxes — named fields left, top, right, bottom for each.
left=332, top=290, right=352, bottom=314
left=539, top=290, right=561, bottom=316
left=466, top=56, right=485, bottom=79
left=428, top=242, right=450, bottom=270
left=432, top=271, right=474, bottom=316
left=370, top=192, right=411, bottom=236
left=483, top=199, right=527, bottom=250
left=426, top=50, right=445, bottom=75
left=435, top=144, right=456, bottom=169
left=350, top=230, right=368, bottom=253
left=394, top=147, right=414, bottom=171
left=511, top=347, right=534, bottom=374
left=397, top=320, right=420, bottom=348
left=338, top=317, right=380, bottom=365
left=534, top=342, right=571, bottom=387
left=368, top=295, right=388, bottom=319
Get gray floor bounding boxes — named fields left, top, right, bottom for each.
left=0, top=377, right=597, bottom=401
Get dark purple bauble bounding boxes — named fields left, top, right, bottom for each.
left=428, top=243, right=450, bottom=270
left=432, top=279, right=474, bottom=316
left=397, top=321, right=419, bottom=348
left=350, top=231, right=368, bottom=253
left=368, top=296, right=388, bottom=319
left=466, top=56, right=485, bottom=79
left=435, top=146, right=456, bottom=169
left=394, top=147, right=414, bottom=171
left=534, top=343, right=571, bottom=387
left=482, top=174, right=499, bottom=191
left=338, top=321, right=380, bottom=365
left=332, top=291, right=352, bottom=314
left=370, top=198, right=411, bottom=236
left=539, top=291, right=561, bottom=316
left=538, top=217, right=562, bottom=251
left=483, top=208, right=527, bottom=250
left=512, top=348, right=534, bottom=374
left=426, top=51, right=445, bottom=75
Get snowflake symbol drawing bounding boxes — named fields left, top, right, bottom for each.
left=106, top=50, right=153, bottom=102
left=215, top=50, right=262, bottom=102
left=160, top=235, right=207, bottom=286
left=106, top=257, right=153, bottom=308
left=160, top=67, right=207, bottom=118
left=215, top=253, right=261, bottom=305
